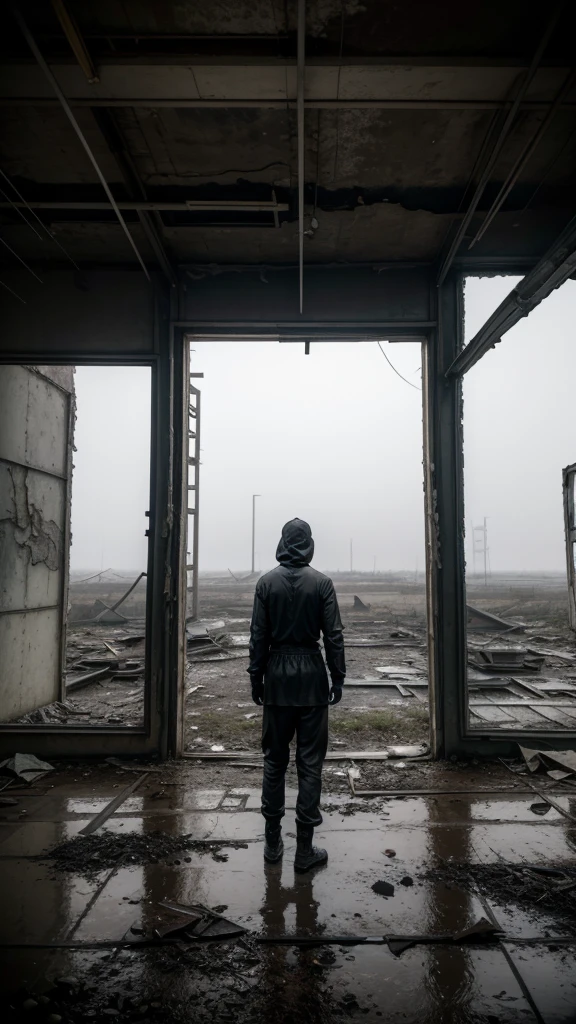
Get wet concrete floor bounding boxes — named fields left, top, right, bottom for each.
left=1, top=766, right=576, bottom=1023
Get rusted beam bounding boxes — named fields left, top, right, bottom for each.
left=50, top=0, right=99, bottom=83
left=446, top=212, right=576, bottom=376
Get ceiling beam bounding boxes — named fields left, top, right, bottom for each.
left=0, top=199, right=290, bottom=212
left=4, top=98, right=575, bottom=109
left=12, top=8, right=151, bottom=281
left=446, top=211, right=576, bottom=377
left=436, top=1, right=567, bottom=286
left=0, top=60, right=573, bottom=109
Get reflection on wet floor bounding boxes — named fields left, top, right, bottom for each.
left=1, top=769, right=576, bottom=1022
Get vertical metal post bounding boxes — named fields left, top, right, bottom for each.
left=350, top=538, right=353, bottom=573
left=422, top=272, right=467, bottom=758
left=297, top=0, right=305, bottom=314
left=483, top=517, right=488, bottom=586
left=562, top=464, right=576, bottom=631
left=191, top=388, right=201, bottom=619
left=252, top=494, right=260, bottom=574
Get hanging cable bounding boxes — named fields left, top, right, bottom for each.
left=0, top=167, right=81, bottom=270
left=0, top=277, right=26, bottom=303
left=0, top=185, right=43, bottom=239
left=0, top=233, right=43, bottom=282
left=377, top=341, right=421, bottom=391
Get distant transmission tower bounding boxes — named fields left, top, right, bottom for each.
left=472, top=518, right=490, bottom=585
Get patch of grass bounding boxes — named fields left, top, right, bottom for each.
left=330, top=705, right=430, bottom=744
left=190, top=711, right=260, bottom=741
left=331, top=710, right=397, bottom=734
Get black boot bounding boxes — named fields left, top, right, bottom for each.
left=294, top=824, right=328, bottom=873
left=264, top=822, right=284, bottom=863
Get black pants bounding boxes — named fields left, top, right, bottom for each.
left=261, top=705, right=329, bottom=828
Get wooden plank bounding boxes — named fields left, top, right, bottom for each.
left=79, top=773, right=149, bottom=836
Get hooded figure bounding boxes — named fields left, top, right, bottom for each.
left=248, top=518, right=346, bottom=872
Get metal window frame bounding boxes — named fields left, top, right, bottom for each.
left=448, top=272, right=576, bottom=751
left=0, top=349, right=178, bottom=759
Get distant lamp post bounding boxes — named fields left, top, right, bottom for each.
left=252, top=494, right=261, bottom=574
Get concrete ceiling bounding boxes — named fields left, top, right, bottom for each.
left=0, top=0, right=575, bottom=271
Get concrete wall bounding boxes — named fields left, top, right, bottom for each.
left=0, top=365, right=73, bottom=720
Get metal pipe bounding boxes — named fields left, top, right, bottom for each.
left=469, top=67, right=576, bottom=247
left=12, top=7, right=150, bottom=280
left=436, top=1, right=567, bottom=286
left=0, top=200, right=290, bottom=212
left=446, top=210, right=576, bottom=376
left=1, top=97, right=574, bottom=110
left=297, top=0, right=305, bottom=314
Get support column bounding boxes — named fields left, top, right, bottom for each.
left=162, top=322, right=189, bottom=758
left=423, top=273, right=467, bottom=758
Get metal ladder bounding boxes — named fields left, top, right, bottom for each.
left=186, top=376, right=201, bottom=621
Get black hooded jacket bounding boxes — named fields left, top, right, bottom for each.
left=248, top=519, right=346, bottom=706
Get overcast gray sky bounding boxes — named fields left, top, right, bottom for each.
left=69, top=277, right=576, bottom=574
left=70, top=366, right=151, bottom=572
left=464, top=277, right=576, bottom=573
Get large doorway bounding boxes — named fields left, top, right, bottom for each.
left=182, top=339, right=430, bottom=764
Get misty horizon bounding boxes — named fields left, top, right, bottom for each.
left=69, top=276, right=576, bottom=577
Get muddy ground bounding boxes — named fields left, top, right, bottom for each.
left=7, top=571, right=576, bottom=765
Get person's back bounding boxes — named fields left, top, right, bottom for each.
left=248, top=518, right=346, bottom=872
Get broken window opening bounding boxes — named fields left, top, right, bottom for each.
left=462, top=277, right=576, bottom=736
left=0, top=364, right=152, bottom=730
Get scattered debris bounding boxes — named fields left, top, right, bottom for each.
left=0, top=753, right=54, bottom=784
left=467, top=605, right=524, bottom=633
left=468, top=647, right=544, bottom=673
left=45, top=830, right=246, bottom=878
left=372, top=880, right=395, bottom=898
left=152, top=901, right=246, bottom=941
left=427, top=862, right=576, bottom=920
left=529, top=801, right=551, bottom=815
left=519, top=745, right=576, bottom=776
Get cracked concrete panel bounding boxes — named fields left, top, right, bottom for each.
left=0, top=464, right=64, bottom=611
left=0, top=365, right=70, bottom=477
left=0, top=365, right=71, bottom=721
left=0, top=609, right=61, bottom=721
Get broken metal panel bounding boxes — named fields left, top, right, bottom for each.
left=0, top=365, right=72, bottom=720
left=562, top=461, right=576, bottom=630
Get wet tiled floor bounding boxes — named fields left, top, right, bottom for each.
left=1, top=769, right=576, bottom=1022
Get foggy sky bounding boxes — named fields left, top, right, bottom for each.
left=191, top=338, right=424, bottom=572
left=70, top=366, right=151, bottom=571
left=464, top=277, right=576, bottom=573
left=69, top=278, right=576, bottom=574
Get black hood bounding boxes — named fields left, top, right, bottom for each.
left=276, top=518, right=314, bottom=567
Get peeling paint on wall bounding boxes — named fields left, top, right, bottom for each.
left=3, top=464, right=61, bottom=571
